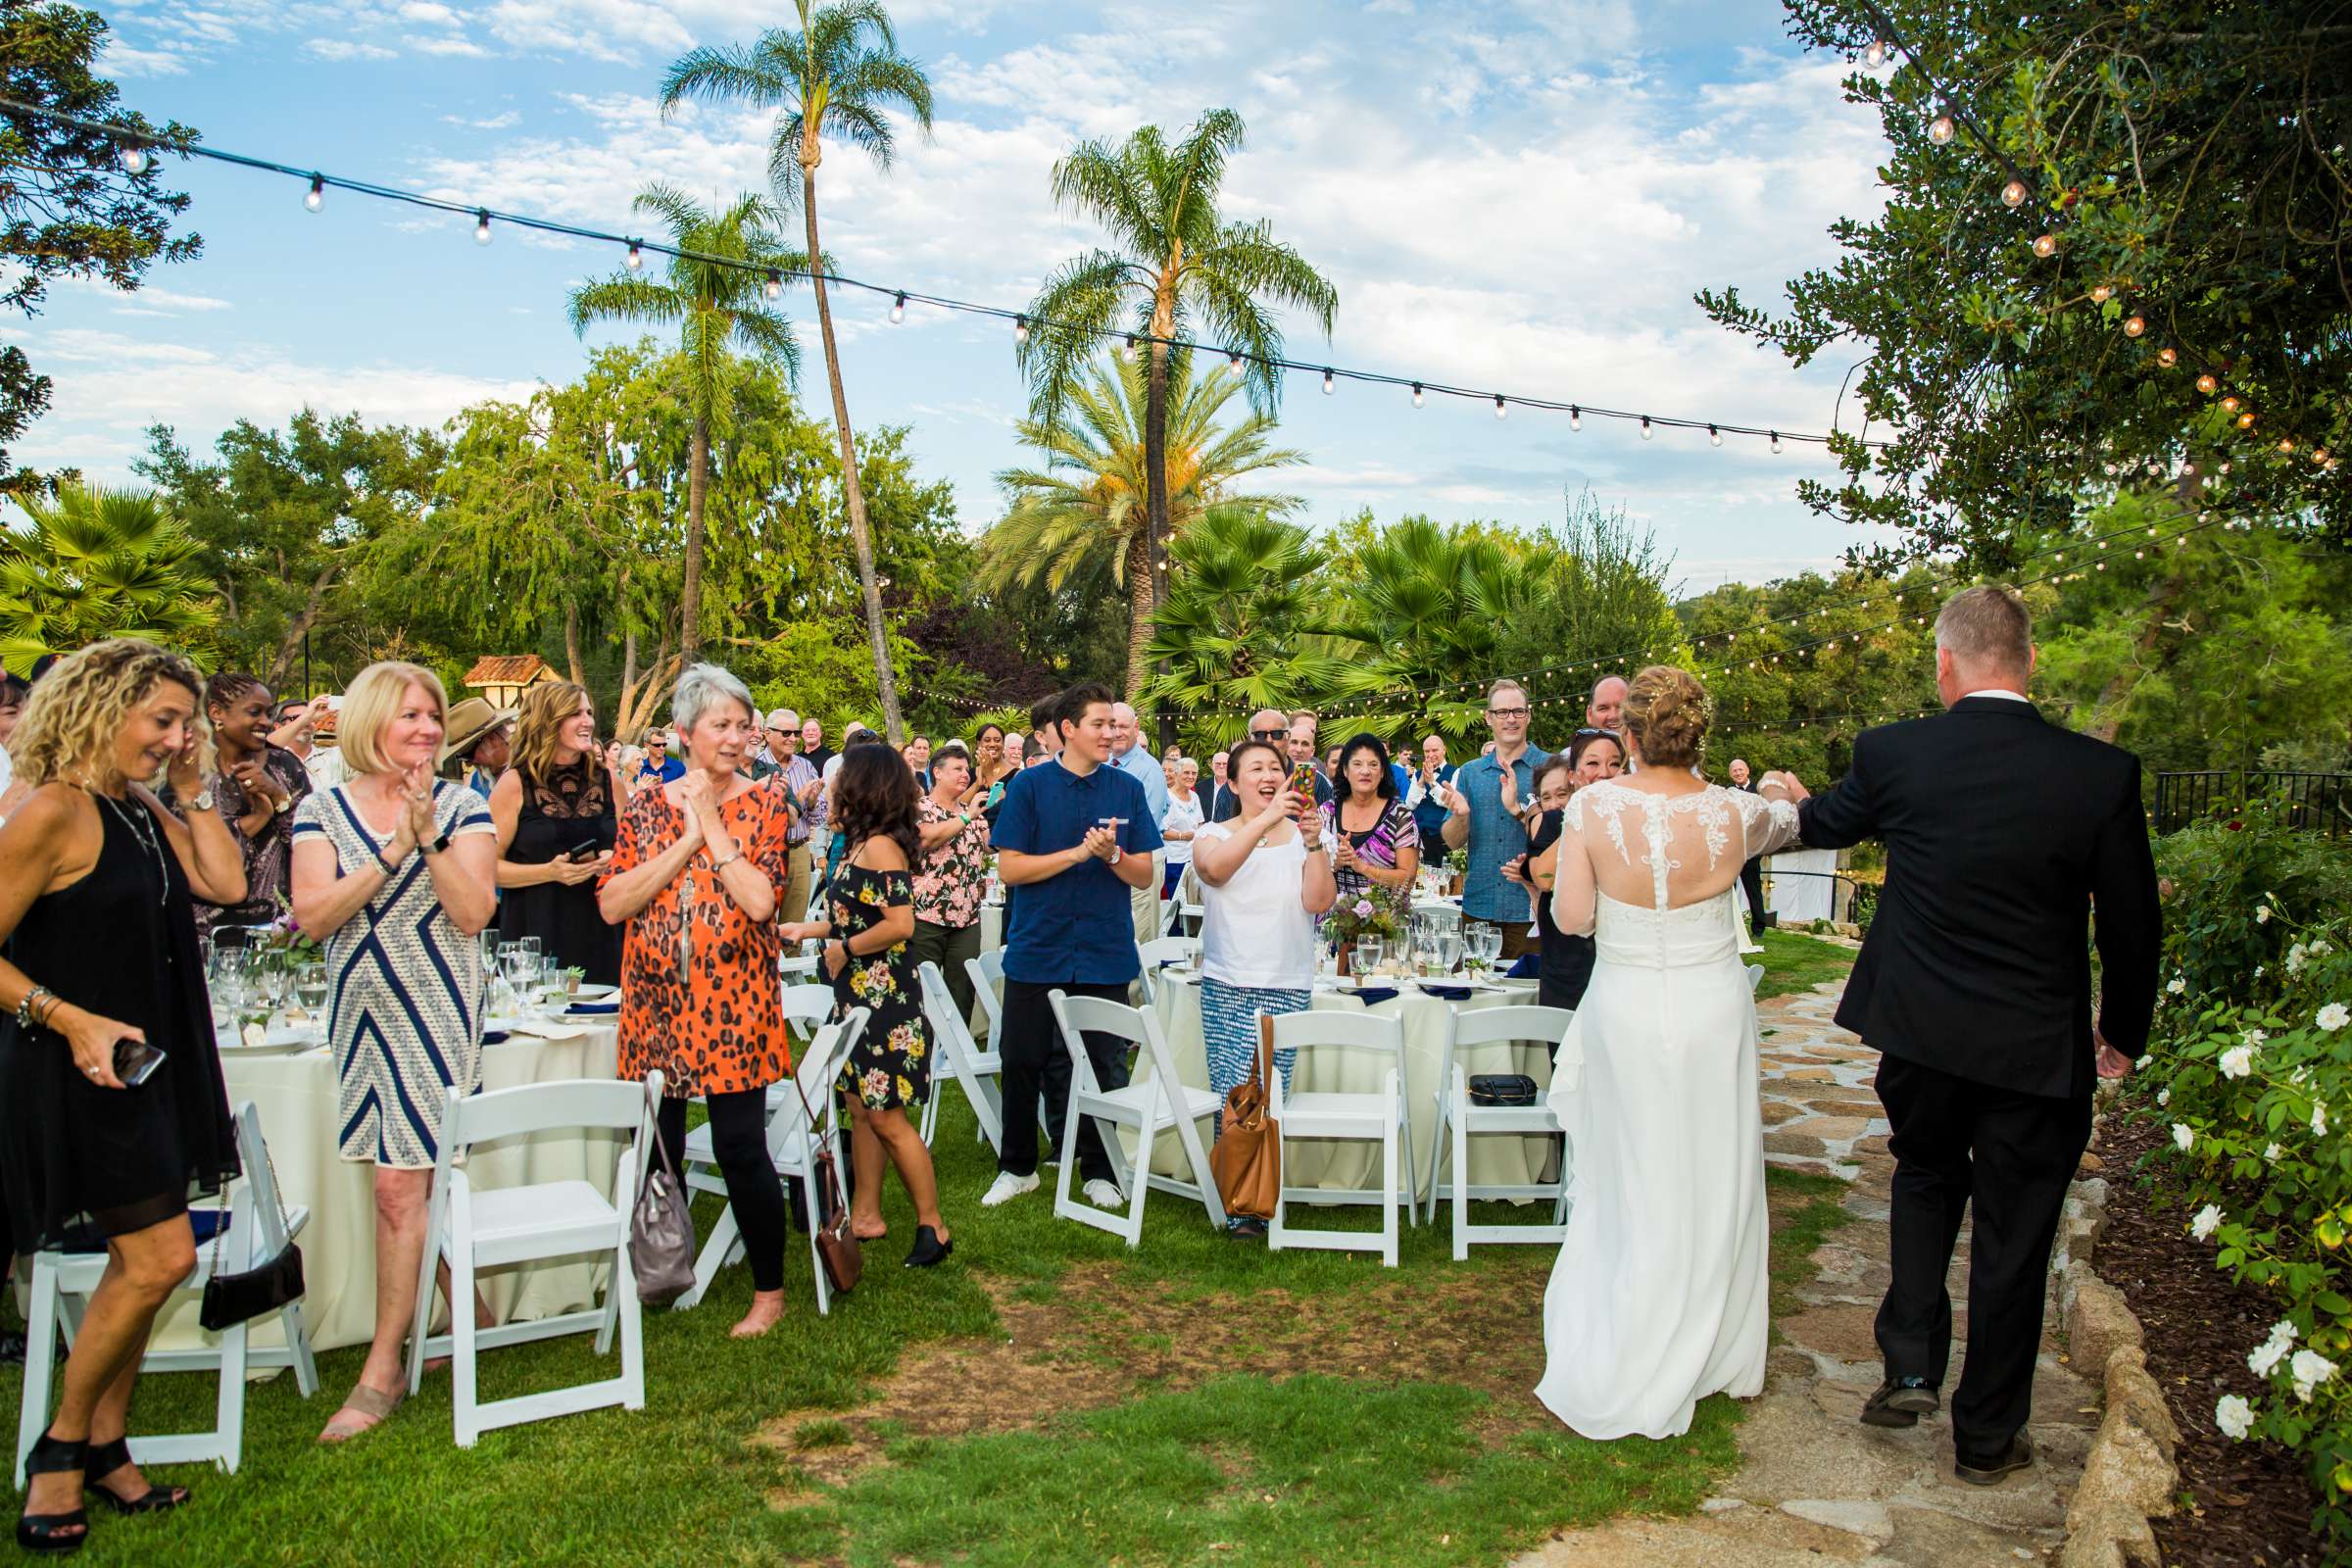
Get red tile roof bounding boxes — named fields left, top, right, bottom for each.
left=462, top=655, right=549, bottom=687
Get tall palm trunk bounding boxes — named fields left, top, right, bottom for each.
left=1144, top=294, right=1176, bottom=743
left=682, top=414, right=710, bottom=659
left=803, top=161, right=906, bottom=744
left=1122, top=524, right=1154, bottom=704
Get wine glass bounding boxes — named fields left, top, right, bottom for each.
left=256, top=956, right=292, bottom=1023
left=295, top=961, right=329, bottom=1020
left=1437, top=931, right=1465, bottom=975
left=1356, top=937, right=1386, bottom=978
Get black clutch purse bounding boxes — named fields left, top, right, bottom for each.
left=200, top=1241, right=305, bottom=1332
left=1467, top=1073, right=1540, bottom=1107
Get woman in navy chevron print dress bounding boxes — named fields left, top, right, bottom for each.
left=290, top=662, right=498, bottom=1445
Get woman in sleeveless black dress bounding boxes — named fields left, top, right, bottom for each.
left=0, top=641, right=245, bottom=1548
left=489, top=682, right=623, bottom=986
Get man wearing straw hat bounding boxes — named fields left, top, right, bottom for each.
left=439, top=696, right=518, bottom=801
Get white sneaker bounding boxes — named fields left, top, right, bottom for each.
left=980, top=1171, right=1039, bottom=1207
left=1082, top=1178, right=1125, bottom=1209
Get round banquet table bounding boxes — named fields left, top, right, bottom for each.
left=1141, top=972, right=1560, bottom=1201
left=150, top=1025, right=625, bottom=1356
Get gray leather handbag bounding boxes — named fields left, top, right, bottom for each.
left=627, top=1086, right=697, bottom=1308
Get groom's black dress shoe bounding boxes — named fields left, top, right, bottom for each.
left=1860, top=1377, right=1939, bottom=1428
left=1953, top=1433, right=2034, bottom=1486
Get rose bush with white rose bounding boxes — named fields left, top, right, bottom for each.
left=2136, top=810, right=2352, bottom=1538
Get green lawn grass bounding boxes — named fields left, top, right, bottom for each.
left=2, top=964, right=1858, bottom=1566
left=1752, top=927, right=1858, bottom=1001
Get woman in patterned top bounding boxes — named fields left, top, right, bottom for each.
left=290, top=661, right=498, bottom=1444
left=599, top=663, right=793, bottom=1339
left=779, top=744, right=952, bottom=1268
left=176, top=671, right=312, bottom=940
left=1323, top=732, right=1421, bottom=906
left=906, top=743, right=991, bottom=1024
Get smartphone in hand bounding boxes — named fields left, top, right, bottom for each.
left=564, top=838, right=603, bottom=863
left=114, top=1037, right=168, bottom=1088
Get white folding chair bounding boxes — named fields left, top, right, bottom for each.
left=766, top=982, right=841, bottom=1114
left=918, top=961, right=1004, bottom=1151
left=404, top=1073, right=656, bottom=1446
left=965, top=948, right=1006, bottom=1057
left=15, top=1102, right=318, bottom=1488
left=1047, top=990, right=1227, bottom=1245
left=1133, top=935, right=1201, bottom=1009
left=1426, top=1005, right=1575, bottom=1257
left=1264, top=1009, right=1415, bottom=1268
left=674, top=1011, right=865, bottom=1317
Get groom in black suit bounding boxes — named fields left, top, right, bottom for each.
left=1768, top=586, right=2159, bottom=1486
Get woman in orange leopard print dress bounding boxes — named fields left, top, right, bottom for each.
left=600, top=663, right=795, bottom=1338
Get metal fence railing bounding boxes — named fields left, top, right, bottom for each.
left=2154, top=771, right=2352, bottom=839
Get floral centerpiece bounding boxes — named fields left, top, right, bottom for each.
left=1324, top=887, right=1409, bottom=975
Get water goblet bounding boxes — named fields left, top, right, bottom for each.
left=1356, top=938, right=1386, bottom=978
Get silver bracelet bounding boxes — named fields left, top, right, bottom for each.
left=17, top=984, right=56, bottom=1029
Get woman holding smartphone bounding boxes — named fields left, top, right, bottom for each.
left=489, top=681, right=624, bottom=986
left=0, top=640, right=248, bottom=1550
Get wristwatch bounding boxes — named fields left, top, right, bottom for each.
left=1109, top=845, right=1124, bottom=866
left=191, top=789, right=216, bottom=812
left=428, top=832, right=452, bottom=856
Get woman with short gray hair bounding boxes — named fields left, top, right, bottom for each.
left=599, top=662, right=796, bottom=1338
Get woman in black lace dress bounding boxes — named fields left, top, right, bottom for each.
left=778, top=745, right=952, bottom=1268
left=0, top=641, right=248, bottom=1550
left=489, top=682, right=624, bottom=985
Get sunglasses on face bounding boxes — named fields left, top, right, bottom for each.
left=1249, top=728, right=1286, bottom=741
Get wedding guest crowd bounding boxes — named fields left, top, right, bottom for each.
left=291, top=660, right=499, bottom=1442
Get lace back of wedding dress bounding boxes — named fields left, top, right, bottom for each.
left=1569, top=783, right=1802, bottom=969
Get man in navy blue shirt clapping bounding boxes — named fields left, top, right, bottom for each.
left=981, top=681, right=1163, bottom=1210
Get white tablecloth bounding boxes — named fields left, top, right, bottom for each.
left=153, top=1026, right=625, bottom=1355
left=1144, top=973, right=1555, bottom=1200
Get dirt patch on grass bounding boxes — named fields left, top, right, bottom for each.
left=755, top=1254, right=1556, bottom=1487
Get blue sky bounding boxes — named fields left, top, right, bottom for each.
left=24, top=0, right=1903, bottom=590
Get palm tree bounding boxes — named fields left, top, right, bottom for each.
left=1019, top=108, right=1338, bottom=736
left=0, top=481, right=217, bottom=670
left=1139, top=505, right=1348, bottom=747
left=661, top=0, right=933, bottom=742
left=980, top=349, right=1305, bottom=697
left=567, top=185, right=804, bottom=660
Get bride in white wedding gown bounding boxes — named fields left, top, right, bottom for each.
left=1534, top=665, right=1802, bottom=1440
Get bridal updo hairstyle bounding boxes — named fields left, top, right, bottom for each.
left=1620, top=664, right=1709, bottom=771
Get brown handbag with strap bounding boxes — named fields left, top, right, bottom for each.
left=785, top=1062, right=862, bottom=1295
left=1210, top=1014, right=1283, bottom=1220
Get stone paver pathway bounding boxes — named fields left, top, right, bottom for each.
left=1512, top=981, right=2095, bottom=1568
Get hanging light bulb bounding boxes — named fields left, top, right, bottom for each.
left=2001, top=178, right=2029, bottom=208
left=1928, top=113, right=1956, bottom=144
left=889, top=292, right=906, bottom=324
left=119, top=143, right=148, bottom=174
left=2090, top=283, right=2113, bottom=305
left=472, top=210, right=492, bottom=245
left=2237, top=412, right=2257, bottom=429
left=1013, top=315, right=1029, bottom=344
left=1321, top=368, right=1335, bottom=395
left=2315, top=448, right=2331, bottom=465
left=1864, top=37, right=1889, bottom=67
left=2123, top=314, right=2146, bottom=338
left=1708, top=424, right=1723, bottom=447
left=1121, top=335, right=1138, bottom=364
left=764, top=270, right=782, bottom=299
left=1770, top=430, right=1783, bottom=454
left=624, top=241, right=643, bottom=270
left=1569, top=405, right=1582, bottom=431
left=2221, top=395, right=2241, bottom=412
left=1410, top=381, right=1424, bottom=409
left=304, top=174, right=325, bottom=212
left=2032, top=233, right=2058, bottom=259
left=1494, top=394, right=1507, bottom=419
left=1640, top=416, right=1654, bottom=440
left=1227, top=350, right=1245, bottom=376
left=2157, top=347, right=2178, bottom=368
left=2196, top=373, right=2219, bottom=394
left=2278, top=438, right=2296, bottom=455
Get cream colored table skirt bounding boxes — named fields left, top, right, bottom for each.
left=1145, top=974, right=1557, bottom=1200
left=152, top=1027, right=625, bottom=1355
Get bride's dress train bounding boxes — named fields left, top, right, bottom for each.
left=1534, top=781, right=1800, bottom=1440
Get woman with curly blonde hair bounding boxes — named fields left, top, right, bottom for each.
left=1, top=639, right=248, bottom=1549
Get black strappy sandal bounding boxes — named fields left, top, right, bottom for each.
left=81, top=1437, right=188, bottom=1515
left=15, top=1430, right=89, bottom=1555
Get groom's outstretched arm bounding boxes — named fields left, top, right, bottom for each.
left=2089, top=757, right=2163, bottom=1059
left=1794, top=730, right=1877, bottom=850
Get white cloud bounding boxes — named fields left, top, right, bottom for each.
left=445, top=109, right=523, bottom=129
left=400, top=1, right=462, bottom=24
left=405, top=31, right=491, bottom=57
left=305, top=38, right=397, bottom=62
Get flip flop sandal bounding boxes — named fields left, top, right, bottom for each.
left=318, top=1383, right=403, bottom=1445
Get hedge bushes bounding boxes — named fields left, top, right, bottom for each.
left=2136, top=807, right=2352, bottom=1541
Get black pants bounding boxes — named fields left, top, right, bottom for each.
left=1874, top=1054, right=2091, bottom=1464
left=1739, top=856, right=1766, bottom=934
left=998, top=979, right=1132, bottom=1185
left=656, top=1088, right=789, bottom=1294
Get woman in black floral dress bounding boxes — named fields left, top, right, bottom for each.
left=777, top=745, right=952, bottom=1268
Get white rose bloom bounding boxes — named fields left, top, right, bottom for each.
left=2257, top=905, right=2272, bottom=924
left=2190, top=1203, right=2223, bottom=1241
left=2316, top=1104, right=2330, bottom=1138
left=2251, top=1325, right=2296, bottom=1377
left=2293, top=1348, right=2338, bottom=1401
left=2265, top=1143, right=2284, bottom=1161
left=2173, top=1123, right=2195, bottom=1152
left=2167, top=975, right=2187, bottom=995
left=2320, top=1003, right=2350, bottom=1034
left=2245, top=1028, right=2270, bottom=1048
left=2221, top=1045, right=2255, bottom=1079
left=2158, top=1087, right=2172, bottom=1106
left=2288, top=944, right=2309, bottom=974
left=2316, top=940, right=2335, bottom=956
left=2215, top=1394, right=2255, bottom=1440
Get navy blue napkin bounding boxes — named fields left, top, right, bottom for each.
left=1417, top=982, right=1473, bottom=1000
left=481, top=1030, right=511, bottom=1045
left=567, top=1000, right=619, bottom=1015
left=1504, top=953, right=1540, bottom=979
left=1352, top=986, right=1399, bottom=1005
